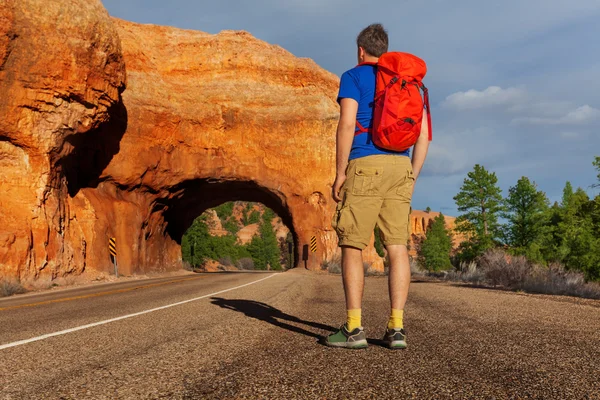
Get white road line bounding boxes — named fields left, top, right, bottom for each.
left=0, top=273, right=278, bottom=351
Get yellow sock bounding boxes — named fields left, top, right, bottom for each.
left=387, top=309, right=404, bottom=330
left=347, top=309, right=362, bottom=331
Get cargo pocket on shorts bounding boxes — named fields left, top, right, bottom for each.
left=396, top=169, right=415, bottom=201
left=351, top=167, right=383, bottom=196
left=331, top=199, right=344, bottom=232
left=332, top=198, right=355, bottom=239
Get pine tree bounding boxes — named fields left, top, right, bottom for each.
left=541, top=185, right=600, bottom=280
left=419, top=213, right=453, bottom=271
left=502, top=177, right=549, bottom=258
left=453, top=164, right=504, bottom=259
left=561, top=181, right=574, bottom=208
left=593, top=156, right=600, bottom=187
left=181, top=215, right=213, bottom=266
left=247, top=209, right=281, bottom=270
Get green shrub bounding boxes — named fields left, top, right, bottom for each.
left=214, top=202, right=234, bottom=221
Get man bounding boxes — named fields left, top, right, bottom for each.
left=326, top=23, right=430, bottom=349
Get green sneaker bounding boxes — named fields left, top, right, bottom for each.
left=383, top=327, right=407, bottom=349
left=325, top=324, right=368, bottom=349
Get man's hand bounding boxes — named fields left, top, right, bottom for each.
left=332, top=174, right=347, bottom=202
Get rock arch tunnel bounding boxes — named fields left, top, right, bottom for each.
left=160, top=180, right=301, bottom=270
left=0, top=1, right=344, bottom=282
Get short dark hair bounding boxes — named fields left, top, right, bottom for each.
left=357, top=24, right=389, bottom=57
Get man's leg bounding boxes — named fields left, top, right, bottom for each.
left=376, top=156, right=413, bottom=348
left=325, top=245, right=368, bottom=348
left=386, top=244, right=411, bottom=329
left=342, top=246, right=364, bottom=331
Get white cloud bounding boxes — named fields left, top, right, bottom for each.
left=424, top=126, right=505, bottom=177
left=512, top=105, right=600, bottom=125
left=442, top=86, right=527, bottom=110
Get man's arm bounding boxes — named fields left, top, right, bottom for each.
left=411, top=110, right=430, bottom=181
left=332, top=98, right=359, bottom=202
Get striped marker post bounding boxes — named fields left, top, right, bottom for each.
left=109, top=237, right=118, bottom=278
left=310, top=236, right=317, bottom=253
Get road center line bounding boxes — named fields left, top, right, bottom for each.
left=0, top=273, right=278, bottom=351
left=0, top=276, right=207, bottom=312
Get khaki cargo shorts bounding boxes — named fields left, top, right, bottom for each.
left=332, top=155, right=414, bottom=250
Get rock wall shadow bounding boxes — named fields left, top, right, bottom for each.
left=60, top=97, right=128, bottom=197
left=211, top=297, right=335, bottom=339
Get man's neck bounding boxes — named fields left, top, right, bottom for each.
left=362, top=55, right=379, bottom=64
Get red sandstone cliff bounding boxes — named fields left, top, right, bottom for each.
left=409, top=210, right=465, bottom=255
left=0, top=0, right=125, bottom=282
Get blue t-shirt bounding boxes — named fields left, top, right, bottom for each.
left=337, top=64, right=410, bottom=160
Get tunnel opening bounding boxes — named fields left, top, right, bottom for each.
left=181, top=201, right=294, bottom=271
left=158, top=179, right=299, bottom=270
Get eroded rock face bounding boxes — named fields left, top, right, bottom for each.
left=0, top=0, right=125, bottom=281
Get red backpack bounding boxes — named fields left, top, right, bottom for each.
left=356, top=52, right=432, bottom=151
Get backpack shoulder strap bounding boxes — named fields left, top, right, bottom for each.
left=355, top=121, right=370, bottom=135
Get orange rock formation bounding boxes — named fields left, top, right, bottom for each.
left=0, top=1, right=342, bottom=282
left=0, top=0, right=126, bottom=282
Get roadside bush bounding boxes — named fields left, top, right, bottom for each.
left=322, top=255, right=342, bottom=274
left=236, top=258, right=255, bottom=270
left=0, top=280, right=27, bottom=297
left=409, top=257, right=427, bottom=277
left=445, top=261, right=486, bottom=284
left=478, top=250, right=532, bottom=288
left=219, top=256, right=234, bottom=267
left=523, top=263, right=600, bottom=299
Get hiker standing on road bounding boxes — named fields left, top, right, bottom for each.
left=326, top=23, right=431, bottom=349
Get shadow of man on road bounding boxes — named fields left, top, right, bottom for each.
left=210, top=297, right=336, bottom=340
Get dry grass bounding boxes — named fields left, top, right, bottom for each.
left=321, top=255, right=342, bottom=274
left=219, top=257, right=235, bottom=267
left=523, top=263, right=600, bottom=299
left=478, top=250, right=532, bottom=288
left=445, top=261, right=486, bottom=284
left=409, top=257, right=429, bottom=278
left=0, top=279, right=27, bottom=297
left=445, top=250, right=600, bottom=300
left=236, top=257, right=255, bottom=270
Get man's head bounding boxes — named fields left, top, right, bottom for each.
left=356, top=23, right=388, bottom=63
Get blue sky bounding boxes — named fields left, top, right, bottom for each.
left=102, top=0, right=600, bottom=215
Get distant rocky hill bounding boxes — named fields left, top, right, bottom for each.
left=204, top=203, right=290, bottom=246
left=409, top=210, right=466, bottom=256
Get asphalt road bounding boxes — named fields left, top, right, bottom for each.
left=1, top=269, right=599, bottom=399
